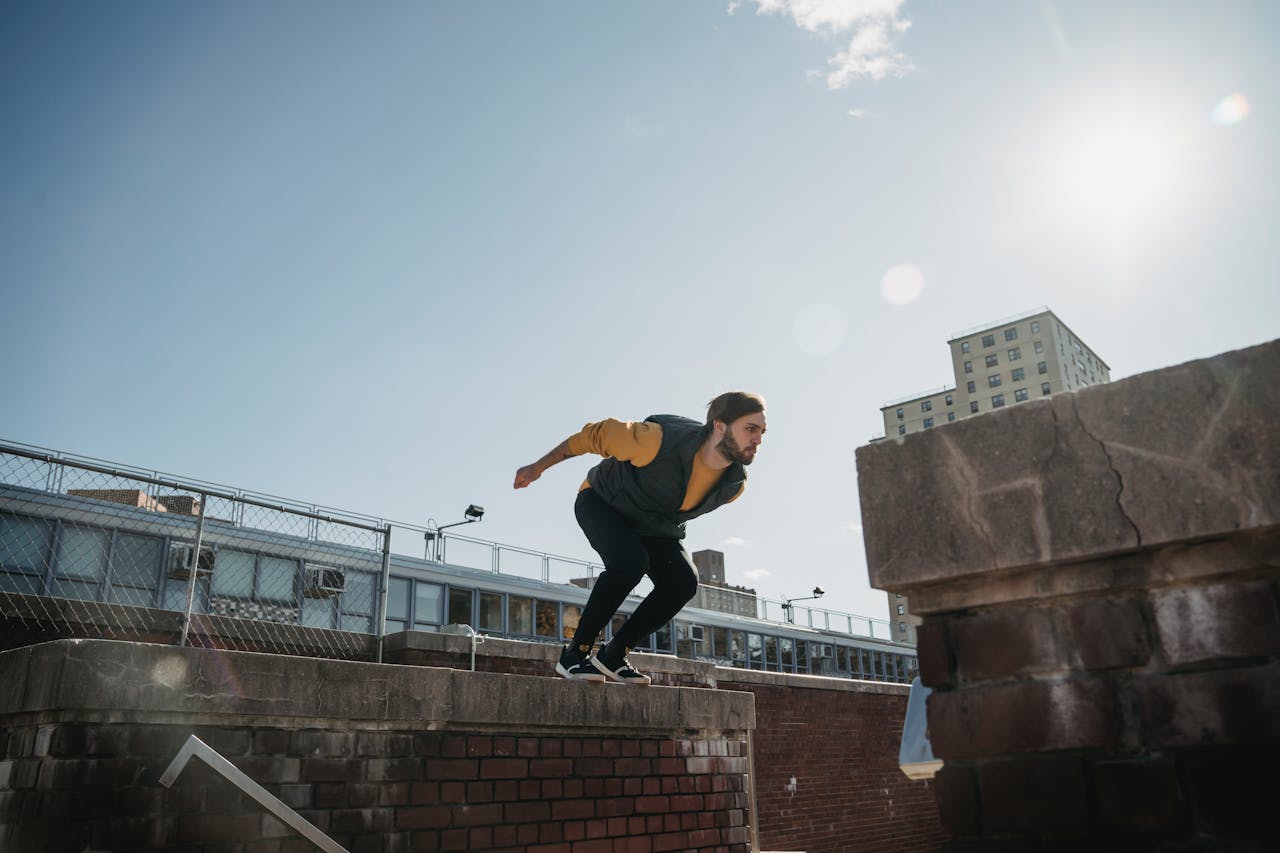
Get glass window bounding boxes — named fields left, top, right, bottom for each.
left=945, top=394, right=953, bottom=406
left=764, top=636, right=779, bottom=670
left=985, top=354, right=998, bottom=368
left=988, top=374, right=1002, bottom=388
left=748, top=633, right=763, bottom=668
left=963, top=360, right=973, bottom=374
left=1030, top=321, right=1040, bottom=334
left=923, top=417, right=934, bottom=428
left=731, top=630, right=747, bottom=665
left=212, top=550, right=254, bottom=598
left=479, top=592, right=503, bottom=632
left=0, top=513, right=53, bottom=575
left=966, top=380, right=976, bottom=394
left=921, top=400, right=932, bottom=412
left=415, top=582, right=444, bottom=626
left=1038, top=361, right=1048, bottom=375
left=560, top=604, right=581, bottom=640
left=1015, top=388, right=1029, bottom=402
left=780, top=638, right=795, bottom=670
left=1005, top=328, right=1018, bottom=341
left=57, top=527, right=109, bottom=582
left=1041, top=382, right=1052, bottom=395
left=896, top=407, right=903, bottom=419
left=111, top=532, right=161, bottom=588
left=970, top=401, right=979, bottom=413
left=448, top=588, right=473, bottom=626
left=992, top=394, right=1005, bottom=408
left=1012, top=367, right=1025, bottom=381
left=982, top=334, right=995, bottom=348
left=898, top=425, right=905, bottom=435
left=1034, top=340, right=1044, bottom=354
left=1008, top=347, right=1022, bottom=361
left=947, top=412, right=956, bottom=422
left=301, top=596, right=335, bottom=628
left=711, top=626, right=729, bottom=660
left=385, top=577, right=410, bottom=633
left=343, top=571, right=375, bottom=617
left=961, top=341, right=971, bottom=353
left=508, top=596, right=533, bottom=635
left=535, top=600, right=558, bottom=638
left=897, top=604, right=905, bottom=615
left=256, top=556, right=296, bottom=603
left=653, top=622, right=673, bottom=653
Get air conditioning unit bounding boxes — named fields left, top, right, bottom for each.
left=303, top=566, right=345, bottom=598
left=689, top=625, right=706, bottom=642
left=167, top=545, right=214, bottom=580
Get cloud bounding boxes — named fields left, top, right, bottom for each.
left=847, top=108, right=867, bottom=118
left=747, top=0, right=913, bottom=89
left=722, top=536, right=752, bottom=547
left=743, top=568, right=772, bottom=580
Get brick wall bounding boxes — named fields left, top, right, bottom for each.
left=857, top=339, right=1280, bottom=851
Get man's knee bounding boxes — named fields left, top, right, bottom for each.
left=673, top=566, right=698, bottom=603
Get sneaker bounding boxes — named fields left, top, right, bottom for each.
left=556, top=642, right=605, bottom=681
left=592, top=642, right=652, bottom=685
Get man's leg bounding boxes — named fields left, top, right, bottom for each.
left=607, top=537, right=698, bottom=651
left=569, top=489, right=650, bottom=648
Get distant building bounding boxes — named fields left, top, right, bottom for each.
left=875, top=307, right=1112, bottom=644
left=691, top=549, right=757, bottom=618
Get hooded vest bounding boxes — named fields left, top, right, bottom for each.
left=585, top=414, right=747, bottom=539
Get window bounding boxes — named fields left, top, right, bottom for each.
left=1038, top=361, right=1048, bottom=374
left=1008, top=347, right=1022, bottom=361
left=985, top=354, right=998, bottom=368
left=415, top=582, right=444, bottom=628
left=1041, top=382, right=1051, bottom=395
left=964, top=360, right=973, bottom=374
left=921, top=400, right=932, bottom=412
left=947, top=412, right=956, bottom=422
left=448, top=587, right=473, bottom=627
left=923, top=417, right=934, bottom=428
left=479, top=591, right=504, bottom=632
left=898, top=424, right=905, bottom=435
left=896, top=407, right=903, bottom=419
left=961, top=341, right=971, bottom=353
left=982, top=334, right=995, bottom=348
left=1030, top=321, right=1040, bottom=334
left=1034, top=340, right=1044, bottom=354
left=0, top=514, right=52, bottom=596
left=896, top=604, right=905, bottom=615
left=970, top=401, right=979, bottom=413
left=945, top=394, right=953, bottom=406
left=535, top=600, right=558, bottom=638
left=966, top=380, right=976, bottom=393
left=561, top=604, right=581, bottom=640
left=1005, top=328, right=1018, bottom=341
left=340, top=570, right=376, bottom=632
left=988, top=374, right=1002, bottom=388
left=1012, top=367, right=1025, bottom=381
left=508, top=596, right=533, bottom=635
left=992, top=394, right=1005, bottom=408
left=384, top=577, right=410, bottom=634
left=1014, top=388, right=1029, bottom=402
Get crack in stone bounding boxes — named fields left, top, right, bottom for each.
left=937, top=431, right=998, bottom=565
left=1067, top=396, right=1142, bottom=548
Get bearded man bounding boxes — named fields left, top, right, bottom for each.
left=513, top=391, right=766, bottom=684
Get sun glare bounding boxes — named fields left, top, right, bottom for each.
left=1053, top=118, right=1185, bottom=227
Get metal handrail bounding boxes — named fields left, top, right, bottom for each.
left=879, top=384, right=957, bottom=409
left=948, top=305, right=1051, bottom=342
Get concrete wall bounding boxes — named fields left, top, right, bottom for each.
left=857, top=339, right=1280, bottom=850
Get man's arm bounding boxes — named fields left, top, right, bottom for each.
left=513, top=439, right=573, bottom=489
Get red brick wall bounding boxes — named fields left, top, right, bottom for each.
left=1, top=723, right=751, bottom=853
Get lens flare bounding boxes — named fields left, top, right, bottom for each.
left=880, top=264, right=924, bottom=306
left=1210, top=93, right=1250, bottom=126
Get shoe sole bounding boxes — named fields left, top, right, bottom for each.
left=590, top=657, right=651, bottom=685
left=555, top=662, right=605, bottom=682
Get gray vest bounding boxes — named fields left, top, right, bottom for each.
left=585, top=414, right=747, bottom=539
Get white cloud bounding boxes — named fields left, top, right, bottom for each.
left=743, top=568, right=772, bottom=580
left=747, top=0, right=913, bottom=89
left=847, top=108, right=867, bottom=118
left=727, top=0, right=742, bottom=14
left=722, top=536, right=752, bottom=547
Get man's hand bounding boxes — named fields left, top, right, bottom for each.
left=513, top=464, right=542, bottom=489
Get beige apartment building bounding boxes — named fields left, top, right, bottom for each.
left=876, top=307, right=1111, bottom=642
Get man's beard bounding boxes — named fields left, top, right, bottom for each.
left=717, top=430, right=755, bottom=466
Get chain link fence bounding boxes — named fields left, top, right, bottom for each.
left=0, top=443, right=391, bottom=660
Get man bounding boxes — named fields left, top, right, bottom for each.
left=513, top=391, right=766, bottom=685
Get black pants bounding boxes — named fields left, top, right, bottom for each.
left=570, top=489, right=698, bottom=650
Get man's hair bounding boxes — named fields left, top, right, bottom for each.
left=705, top=391, right=766, bottom=429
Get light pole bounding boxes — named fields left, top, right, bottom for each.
left=424, top=504, right=484, bottom=562
left=782, top=586, right=824, bottom=624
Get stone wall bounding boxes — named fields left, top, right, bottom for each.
left=856, top=339, right=1280, bottom=850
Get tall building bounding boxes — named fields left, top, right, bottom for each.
left=691, top=549, right=758, bottom=617
left=880, top=307, right=1111, bottom=439
left=876, top=307, right=1112, bottom=643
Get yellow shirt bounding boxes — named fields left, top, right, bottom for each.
left=566, top=419, right=744, bottom=510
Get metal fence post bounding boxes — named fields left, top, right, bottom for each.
left=376, top=524, right=392, bottom=663
left=178, top=492, right=209, bottom=648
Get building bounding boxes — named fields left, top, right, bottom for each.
left=876, top=307, right=1112, bottom=643
left=691, top=548, right=758, bottom=617
left=880, top=307, right=1111, bottom=439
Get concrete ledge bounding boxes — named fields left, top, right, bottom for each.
left=857, top=339, right=1280, bottom=592
left=0, top=639, right=754, bottom=736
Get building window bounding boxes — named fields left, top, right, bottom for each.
left=988, top=374, right=1002, bottom=388
left=1034, top=340, right=1044, bottom=354
left=982, top=334, right=995, bottom=348
left=966, top=380, right=976, bottom=394
left=898, top=424, right=906, bottom=435
left=1012, top=367, right=1025, bottom=381
left=897, top=604, right=905, bottom=615
left=970, top=401, right=979, bottom=413
left=1008, top=347, right=1022, bottom=361
left=947, top=412, right=956, bottom=422
left=945, top=394, right=953, bottom=406
left=1038, top=361, right=1048, bottom=374
left=992, top=394, right=1005, bottom=408
left=961, top=341, right=971, bottom=353
left=964, top=360, right=973, bottom=374
left=923, top=417, right=934, bottom=428
left=896, top=407, right=904, bottom=419
left=985, top=353, right=998, bottom=368
left=1030, top=321, right=1040, bottom=334
left=921, top=400, right=932, bottom=412
left=1005, top=328, right=1018, bottom=341
left=1014, top=388, right=1029, bottom=402
left=1041, top=382, right=1051, bottom=395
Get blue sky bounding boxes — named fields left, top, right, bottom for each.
left=3, top=1, right=1277, bottom=623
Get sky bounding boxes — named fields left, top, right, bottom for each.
left=2, top=0, right=1277, bottom=625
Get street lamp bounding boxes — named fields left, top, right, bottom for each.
left=782, top=586, right=825, bottom=623
left=424, top=505, right=484, bottom=561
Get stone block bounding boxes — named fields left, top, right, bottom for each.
left=915, top=621, right=954, bottom=688
left=1067, top=596, right=1151, bottom=670
left=1152, top=580, right=1280, bottom=665
left=978, top=755, right=1088, bottom=834
left=1092, top=758, right=1186, bottom=834
left=950, top=607, right=1062, bottom=683
left=1134, top=667, right=1280, bottom=748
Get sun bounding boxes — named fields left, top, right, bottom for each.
left=1053, top=119, right=1182, bottom=226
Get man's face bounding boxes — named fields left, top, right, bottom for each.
left=715, top=411, right=767, bottom=465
